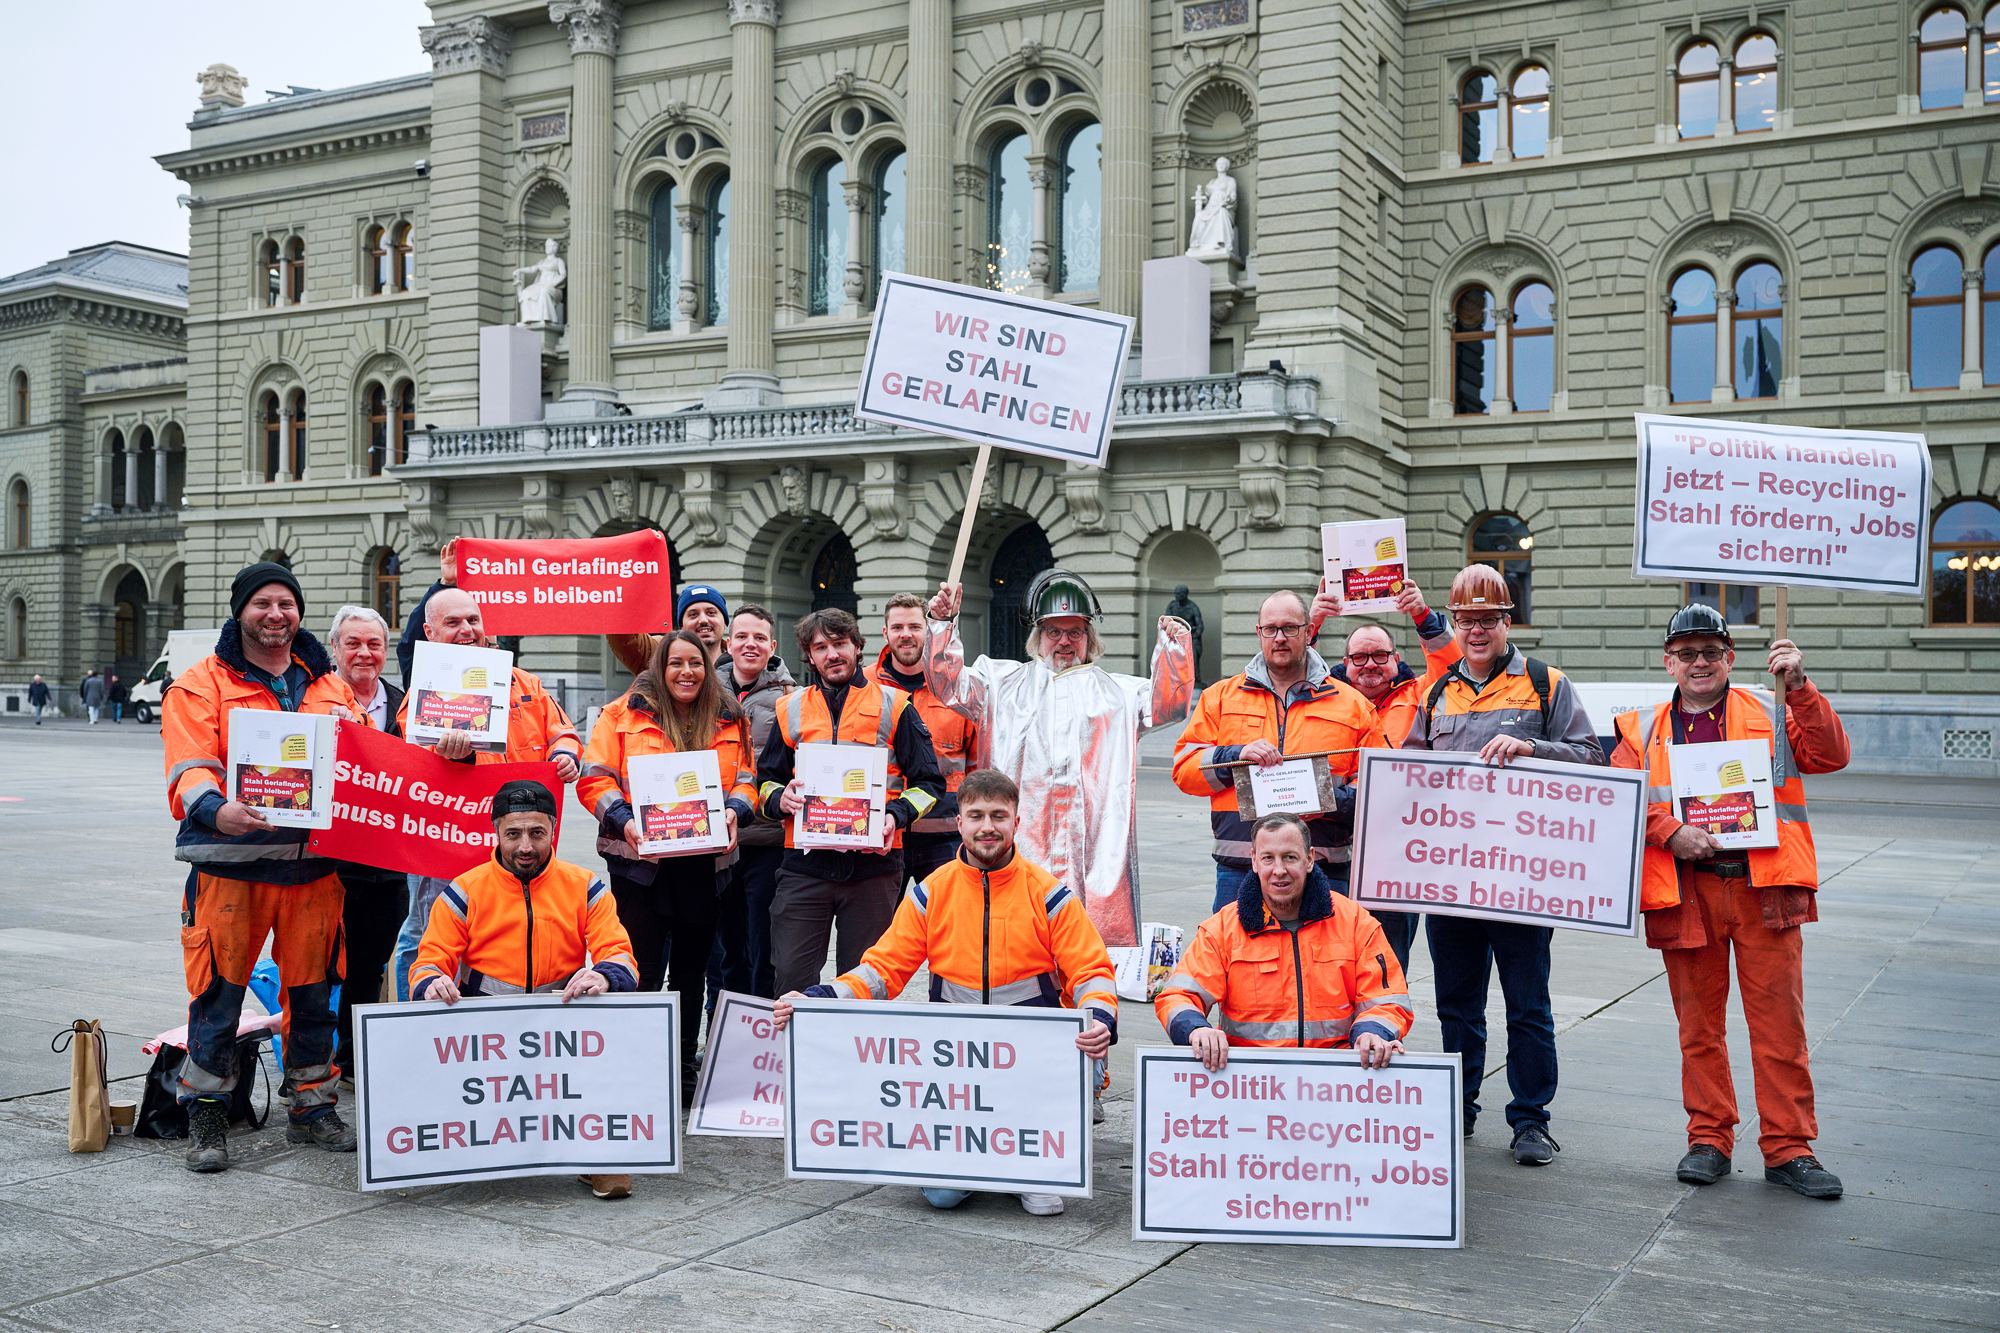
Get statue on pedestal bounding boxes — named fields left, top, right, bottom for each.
left=1164, top=584, right=1206, bottom=684
left=514, top=239, right=567, bottom=326
left=1186, top=158, right=1238, bottom=258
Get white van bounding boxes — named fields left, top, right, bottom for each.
left=126, top=629, right=215, bottom=723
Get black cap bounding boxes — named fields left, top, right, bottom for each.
left=490, top=779, right=558, bottom=824
left=230, top=562, right=304, bottom=621
left=1665, top=603, right=1733, bottom=648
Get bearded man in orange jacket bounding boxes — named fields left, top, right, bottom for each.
left=774, top=767, right=1116, bottom=1217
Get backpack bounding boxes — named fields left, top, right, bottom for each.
left=1424, top=655, right=1552, bottom=738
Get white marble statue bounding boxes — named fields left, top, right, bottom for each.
left=1186, top=157, right=1238, bottom=257
left=513, top=239, right=567, bottom=326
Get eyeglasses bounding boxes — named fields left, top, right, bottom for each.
left=1345, top=650, right=1396, bottom=666
left=1042, top=626, right=1088, bottom=643
left=1453, top=614, right=1507, bottom=631
left=1669, top=648, right=1730, bottom=664
left=1256, top=623, right=1307, bottom=640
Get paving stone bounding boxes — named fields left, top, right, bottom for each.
left=533, top=1261, right=1040, bottom=1333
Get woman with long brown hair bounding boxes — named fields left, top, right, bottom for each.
left=579, top=629, right=759, bottom=1097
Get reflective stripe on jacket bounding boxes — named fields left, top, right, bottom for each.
left=831, top=848, right=1118, bottom=1029
left=411, top=854, right=638, bottom=998
left=1611, top=683, right=1849, bottom=913
left=577, top=696, right=760, bottom=862
left=397, top=666, right=580, bottom=766
left=1170, top=652, right=1385, bottom=865
left=1154, top=866, right=1412, bottom=1049
left=765, top=681, right=937, bottom=850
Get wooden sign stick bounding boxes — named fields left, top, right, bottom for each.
left=944, top=443, right=994, bottom=591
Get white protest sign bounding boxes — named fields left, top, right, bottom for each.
left=1350, top=749, right=1645, bottom=936
left=407, top=641, right=514, bottom=750
left=351, top=993, right=680, bottom=1190
left=227, top=709, right=334, bottom=828
left=1111, top=923, right=1184, bottom=1002
left=1632, top=413, right=1930, bottom=596
left=1248, top=758, right=1319, bottom=815
left=1321, top=519, right=1411, bottom=616
left=1132, top=1047, right=1463, bottom=1248
left=795, top=741, right=889, bottom=850
left=784, top=998, right=1091, bottom=1196
left=689, top=991, right=785, bottom=1137
left=853, top=272, right=1134, bottom=467
left=1668, top=739, right=1779, bottom=850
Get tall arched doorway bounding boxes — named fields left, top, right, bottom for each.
left=811, top=531, right=859, bottom=615
left=989, top=521, right=1055, bottom=661
left=1145, top=530, right=1223, bottom=684
left=111, top=569, right=148, bottom=679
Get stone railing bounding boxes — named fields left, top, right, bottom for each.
left=1119, top=374, right=1242, bottom=416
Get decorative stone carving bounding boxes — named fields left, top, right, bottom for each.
left=1020, top=39, right=1045, bottom=66
left=418, top=17, right=513, bottom=76
left=550, top=0, right=622, bottom=55
left=953, top=166, right=986, bottom=200
left=404, top=481, right=449, bottom=549
left=1186, top=157, right=1238, bottom=256
left=1702, top=227, right=1755, bottom=261
left=1943, top=204, right=2000, bottom=236
left=681, top=465, right=725, bottom=545
left=1062, top=461, right=1108, bottom=533
left=1236, top=439, right=1285, bottom=528
left=779, top=466, right=809, bottom=517
left=607, top=471, right=637, bottom=522
left=861, top=458, right=909, bottom=539
left=514, top=239, right=567, bottom=326
left=774, top=189, right=809, bottom=223
left=195, top=63, right=247, bottom=109
left=726, top=0, right=781, bottom=26
left=1481, top=246, right=1530, bottom=280
left=522, top=474, right=564, bottom=539
left=833, top=68, right=857, bottom=97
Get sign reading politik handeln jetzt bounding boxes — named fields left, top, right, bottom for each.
left=454, top=529, right=675, bottom=635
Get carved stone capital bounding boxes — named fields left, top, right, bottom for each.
left=404, top=481, right=449, bottom=548
left=774, top=188, right=809, bottom=223
left=1062, top=461, right=1108, bottom=534
left=195, top=63, right=247, bottom=109
left=522, top=474, right=564, bottom=539
left=727, top=0, right=780, bottom=27
left=681, top=465, right=726, bottom=545
left=861, top=458, right=910, bottom=539
left=550, top=0, right=622, bottom=56
left=419, top=16, right=513, bottom=76
left=1236, top=440, right=1286, bottom=529
left=953, top=166, right=987, bottom=200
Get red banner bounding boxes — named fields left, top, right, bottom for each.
left=308, top=721, right=563, bottom=880
left=454, top=530, right=675, bottom=634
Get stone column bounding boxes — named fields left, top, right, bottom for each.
left=417, top=16, right=514, bottom=427
left=1490, top=309, right=1514, bottom=415
left=1963, top=265, right=1986, bottom=390
left=905, top=0, right=952, bottom=279
left=1494, top=91, right=1513, bottom=162
left=1099, top=0, right=1148, bottom=317
left=841, top=177, right=868, bottom=318
left=549, top=0, right=623, bottom=418
left=280, top=408, right=297, bottom=481
left=1968, top=22, right=1985, bottom=109
left=92, top=440, right=111, bottom=516
left=123, top=440, right=141, bottom=509
left=675, top=204, right=702, bottom=335
left=1026, top=163, right=1054, bottom=298
left=1715, top=58, right=1735, bottom=136
left=716, top=0, right=781, bottom=407
left=1711, top=288, right=1736, bottom=403
left=152, top=440, right=170, bottom=510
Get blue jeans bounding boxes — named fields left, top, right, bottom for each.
left=391, top=874, right=452, bottom=1002
left=1424, top=914, right=1556, bottom=1131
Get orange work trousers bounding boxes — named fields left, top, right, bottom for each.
left=1659, top=871, right=1817, bottom=1167
left=178, top=871, right=345, bottom=1107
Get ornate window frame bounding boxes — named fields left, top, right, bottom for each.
left=1441, top=43, right=1562, bottom=170
left=1656, top=13, right=1790, bottom=143
left=1430, top=245, right=1566, bottom=417
left=1646, top=222, right=1796, bottom=405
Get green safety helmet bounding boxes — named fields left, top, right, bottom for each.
left=1023, top=567, right=1102, bottom=624
left=1665, top=603, right=1732, bottom=648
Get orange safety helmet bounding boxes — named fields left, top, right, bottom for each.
left=1446, top=564, right=1514, bottom=611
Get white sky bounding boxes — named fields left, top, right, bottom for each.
left=0, top=0, right=433, bottom=279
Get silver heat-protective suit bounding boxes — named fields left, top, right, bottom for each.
left=922, top=618, right=1195, bottom=947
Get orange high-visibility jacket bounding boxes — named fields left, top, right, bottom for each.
left=1171, top=661, right=1386, bottom=864
left=1365, top=642, right=1463, bottom=746
left=1611, top=683, right=1849, bottom=912
left=578, top=695, right=760, bottom=859
left=828, top=848, right=1119, bottom=1021
left=398, top=666, right=580, bottom=766
left=411, top=854, right=638, bottom=998
left=1155, top=868, right=1412, bottom=1048
left=868, top=646, right=975, bottom=835
left=761, top=681, right=938, bottom=850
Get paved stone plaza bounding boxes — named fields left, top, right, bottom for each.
left=0, top=717, right=1993, bottom=1332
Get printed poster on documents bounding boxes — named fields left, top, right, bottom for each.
left=1667, top=739, right=1779, bottom=849
left=1322, top=519, right=1410, bottom=615
left=1249, top=758, right=1320, bottom=815
left=629, top=749, right=728, bottom=856
left=228, top=709, right=335, bottom=828
left=407, top=641, right=513, bottom=751
left=794, top=742, right=888, bottom=850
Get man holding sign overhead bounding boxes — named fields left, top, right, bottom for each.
left=1610, top=604, right=1850, bottom=1199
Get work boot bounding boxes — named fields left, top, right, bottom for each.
left=1765, top=1155, right=1842, bottom=1199
left=681, top=1057, right=700, bottom=1110
left=184, top=1097, right=230, bottom=1173
left=1093, top=1090, right=1105, bottom=1125
left=286, top=1109, right=358, bottom=1152
left=586, top=1174, right=632, bottom=1200
left=1676, top=1144, right=1731, bottom=1185
left=1018, top=1193, right=1065, bottom=1215
left=1510, top=1122, right=1560, bottom=1166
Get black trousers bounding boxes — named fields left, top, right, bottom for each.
left=335, top=868, right=408, bottom=1073
left=610, top=858, right=720, bottom=1070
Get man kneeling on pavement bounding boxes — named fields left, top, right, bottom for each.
left=773, top=768, right=1116, bottom=1217
left=411, top=779, right=643, bottom=1201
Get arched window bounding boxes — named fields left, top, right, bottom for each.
left=9, top=479, right=27, bottom=550
left=395, top=380, right=415, bottom=467
left=1057, top=121, right=1102, bottom=293
left=1676, top=43, right=1720, bottom=138
left=986, top=131, right=1032, bottom=293
left=810, top=531, right=858, bottom=614
left=1468, top=513, right=1534, bottom=624
left=9, top=597, right=23, bottom=660
left=1510, top=282, right=1554, bottom=411
left=1451, top=285, right=1496, bottom=415
left=1919, top=7, right=1968, bottom=110
left=286, top=388, right=307, bottom=480
left=1987, top=5, right=1999, bottom=103
left=260, top=394, right=281, bottom=483
left=873, top=149, right=907, bottom=285
left=366, top=384, right=388, bottom=475
left=109, top=429, right=128, bottom=508
left=1910, top=245, right=1964, bottom=390
left=705, top=175, right=731, bottom=327
left=1931, top=498, right=2000, bottom=623
left=1510, top=67, right=1550, bottom=159
left=365, top=226, right=388, bottom=295
left=808, top=158, right=847, bottom=317
left=134, top=426, right=156, bottom=510
left=285, top=237, right=306, bottom=303
left=1668, top=267, right=1718, bottom=403
left=374, top=550, right=403, bottom=628
left=1734, top=262, right=1782, bottom=399
left=114, top=598, right=138, bottom=661
left=1984, top=242, right=1999, bottom=385
left=9, top=370, right=24, bottom=427
left=391, top=222, right=414, bottom=292
left=1734, top=34, right=1778, bottom=132
left=647, top=179, right=678, bottom=331
left=1459, top=71, right=1499, bottom=165
left=261, top=241, right=282, bottom=308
